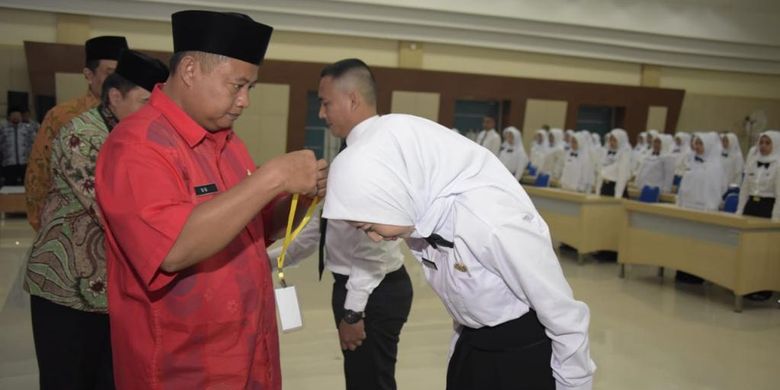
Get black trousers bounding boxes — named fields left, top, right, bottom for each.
left=30, top=295, right=115, bottom=390
left=1, top=164, right=26, bottom=186
left=332, top=266, right=413, bottom=390
left=743, top=196, right=775, bottom=218
left=447, top=310, right=554, bottom=390
left=600, top=180, right=628, bottom=198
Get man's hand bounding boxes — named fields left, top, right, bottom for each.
left=338, top=319, right=366, bottom=351
left=264, top=150, right=328, bottom=196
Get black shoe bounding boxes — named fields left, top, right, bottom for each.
left=745, top=291, right=773, bottom=301
left=675, top=271, right=704, bottom=284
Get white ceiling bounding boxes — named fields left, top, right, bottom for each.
left=2, top=0, right=779, bottom=74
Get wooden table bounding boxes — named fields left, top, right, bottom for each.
left=525, top=187, right=623, bottom=263
left=0, top=186, right=26, bottom=214
left=618, top=200, right=780, bottom=312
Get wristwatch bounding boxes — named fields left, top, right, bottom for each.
left=343, top=309, right=364, bottom=324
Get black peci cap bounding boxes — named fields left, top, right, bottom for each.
left=171, top=10, right=273, bottom=65
left=85, top=36, right=129, bottom=63
left=115, top=50, right=170, bottom=92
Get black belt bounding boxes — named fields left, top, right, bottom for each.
left=332, top=265, right=408, bottom=283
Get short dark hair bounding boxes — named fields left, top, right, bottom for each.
left=169, top=51, right=227, bottom=75
left=320, top=58, right=377, bottom=106
left=100, top=72, right=137, bottom=107
left=85, top=59, right=103, bottom=72
left=7, top=106, right=22, bottom=117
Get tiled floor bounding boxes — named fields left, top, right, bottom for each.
left=1, top=216, right=778, bottom=389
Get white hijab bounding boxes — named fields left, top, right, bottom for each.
left=590, top=132, right=602, bottom=147
left=634, top=132, right=647, bottom=151
left=499, top=126, right=529, bottom=179
left=530, top=129, right=549, bottom=168
left=723, top=133, right=743, bottom=160
left=673, top=132, right=692, bottom=155
left=323, top=114, right=532, bottom=238
left=607, top=128, right=631, bottom=154
left=549, top=128, right=566, bottom=151
left=677, top=132, right=727, bottom=211
left=748, top=130, right=780, bottom=164
left=657, top=134, right=674, bottom=155
left=646, top=129, right=660, bottom=150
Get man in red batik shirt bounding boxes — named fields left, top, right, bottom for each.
left=94, top=10, right=327, bottom=390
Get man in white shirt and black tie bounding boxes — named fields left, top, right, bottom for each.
left=270, top=58, right=413, bottom=390
left=475, top=116, right=501, bottom=156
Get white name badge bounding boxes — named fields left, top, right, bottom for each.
left=274, top=286, right=303, bottom=332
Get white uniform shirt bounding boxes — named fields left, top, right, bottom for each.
left=737, top=131, right=780, bottom=218
left=267, top=200, right=405, bottom=313
left=560, top=133, right=595, bottom=193
left=677, top=132, right=727, bottom=211
left=596, top=131, right=632, bottom=197
left=475, top=128, right=501, bottom=156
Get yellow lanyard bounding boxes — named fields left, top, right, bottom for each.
left=277, top=194, right=319, bottom=287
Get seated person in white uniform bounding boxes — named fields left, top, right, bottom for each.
left=737, top=130, right=780, bottom=301
left=497, top=126, right=528, bottom=181
left=596, top=128, right=632, bottom=198
left=635, top=134, right=676, bottom=194
left=560, top=131, right=596, bottom=193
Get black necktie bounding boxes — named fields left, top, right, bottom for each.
left=607, top=150, right=616, bottom=156
left=694, top=156, right=704, bottom=163
left=652, top=152, right=659, bottom=156
left=570, top=152, right=578, bottom=157
left=722, top=152, right=729, bottom=158
left=318, top=213, right=327, bottom=281
left=757, top=161, right=771, bottom=169
left=424, top=233, right=454, bottom=249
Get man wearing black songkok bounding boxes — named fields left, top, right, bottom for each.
left=24, top=49, right=167, bottom=390
left=95, top=10, right=327, bottom=390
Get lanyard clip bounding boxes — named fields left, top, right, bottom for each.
left=277, top=270, right=287, bottom=288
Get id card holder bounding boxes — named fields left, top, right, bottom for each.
left=274, top=285, right=303, bottom=332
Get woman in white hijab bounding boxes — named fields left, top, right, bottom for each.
left=498, top=126, right=529, bottom=181
left=529, top=129, right=549, bottom=173
left=674, top=132, right=726, bottom=284
left=676, top=132, right=727, bottom=211
left=564, top=129, right=576, bottom=152
left=560, top=132, right=595, bottom=193
left=542, top=128, right=566, bottom=181
left=736, top=130, right=780, bottom=300
left=635, top=134, right=677, bottom=193
left=631, top=131, right=647, bottom=173
left=596, top=128, right=632, bottom=198
left=671, top=132, right=693, bottom=182
left=324, top=113, right=596, bottom=390
left=589, top=132, right=605, bottom=181
left=721, top=132, right=745, bottom=187
left=738, top=130, right=780, bottom=219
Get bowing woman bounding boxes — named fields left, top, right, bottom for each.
left=323, top=110, right=596, bottom=390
